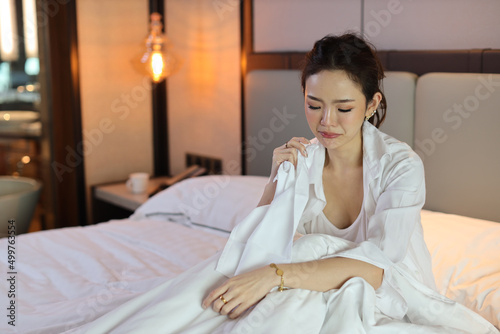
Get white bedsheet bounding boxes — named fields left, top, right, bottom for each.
left=69, top=233, right=496, bottom=333
left=421, top=210, right=500, bottom=330
left=0, top=210, right=498, bottom=333
left=0, top=219, right=225, bottom=334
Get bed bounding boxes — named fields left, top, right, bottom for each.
left=1, top=70, right=500, bottom=333
left=1, top=175, right=499, bottom=333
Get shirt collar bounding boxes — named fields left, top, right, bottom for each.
left=362, top=122, right=391, bottom=181
left=305, top=122, right=390, bottom=188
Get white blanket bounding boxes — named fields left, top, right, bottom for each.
left=0, top=211, right=497, bottom=333
left=74, top=233, right=496, bottom=333
left=72, top=136, right=497, bottom=333
left=1, top=147, right=498, bottom=333
left=0, top=219, right=226, bottom=334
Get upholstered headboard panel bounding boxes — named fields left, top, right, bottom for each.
left=245, top=70, right=306, bottom=176
left=244, top=70, right=500, bottom=223
left=378, top=72, right=417, bottom=147
left=414, top=73, right=500, bottom=223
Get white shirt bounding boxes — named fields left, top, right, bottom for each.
left=297, top=122, right=436, bottom=289
left=217, top=122, right=436, bottom=319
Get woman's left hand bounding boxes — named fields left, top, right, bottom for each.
left=202, top=265, right=279, bottom=319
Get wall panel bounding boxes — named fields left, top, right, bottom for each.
left=253, top=0, right=500, bottom=52
left=167, top=0, right=241, bottom=175
left=254, top=0, right=362, bottom=52
left=77, top=0, right=153, bottom=221
left=364, top=0, right=500, bottom=50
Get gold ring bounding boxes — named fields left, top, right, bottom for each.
left=219, top=295, right=228, bottom=304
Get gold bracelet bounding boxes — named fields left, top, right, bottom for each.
left=270, top=263, right=286, bottom=292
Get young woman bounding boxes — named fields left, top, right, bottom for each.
left=81, top=34, right=497, bottom=334
left=202, top=34, right=495, bottom=333
left=203, top=31, right=432, bottom=316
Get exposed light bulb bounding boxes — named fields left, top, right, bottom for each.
left=151, top=51, right=164, bottom=82
left=131, top=13, right=182, bottom=83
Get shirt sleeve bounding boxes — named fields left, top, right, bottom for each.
left=366, top=154, right=426, bottom=265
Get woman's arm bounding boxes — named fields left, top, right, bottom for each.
left=278, top=257, right=383, bottom=291
left=202, top=257, right=383, bottom=319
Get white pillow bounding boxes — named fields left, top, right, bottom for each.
left=421, top=210, right=500, bottom=329
left=132, top=175, right=269, bottom=235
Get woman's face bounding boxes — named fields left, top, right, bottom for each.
left=304, top=70, right=377, bottom=153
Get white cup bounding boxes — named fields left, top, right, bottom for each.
left=126, top=172, right=149, bottom=194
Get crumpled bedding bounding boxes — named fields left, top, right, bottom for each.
left=0, top=218, right=226, bottom=334
left=72, top=130, right=498, bottom=333
left=74, top=233, right=497, bottom=333
left=0, top=211, right=497, bottom=333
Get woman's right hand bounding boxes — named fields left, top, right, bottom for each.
left=269, top=137, right=311, bottom=182
left=257, top=137, right=311, bottom=207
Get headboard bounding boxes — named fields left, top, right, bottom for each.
left=244, top=70, right=500, bottom=223
left=239, top=0, right=500, bottom=222
left=414, top=73, right=500, bottom=223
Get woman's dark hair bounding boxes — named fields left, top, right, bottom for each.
left=301, top=33, right=387, bottom=128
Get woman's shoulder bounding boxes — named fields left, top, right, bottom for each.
left=364, top=123, right=423, bottom=176
left=364, top=125, right=425, bottom=194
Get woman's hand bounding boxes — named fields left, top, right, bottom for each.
left=257, top=137, right=311, bottom=207
left=202, top=266, right=279, bottom=319
left=269, top=137, right=311, bottom=182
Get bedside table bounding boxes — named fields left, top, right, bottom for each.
left=91, top=165, right=207, bottom=224
left=91, top=176, right=172, bottom=224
